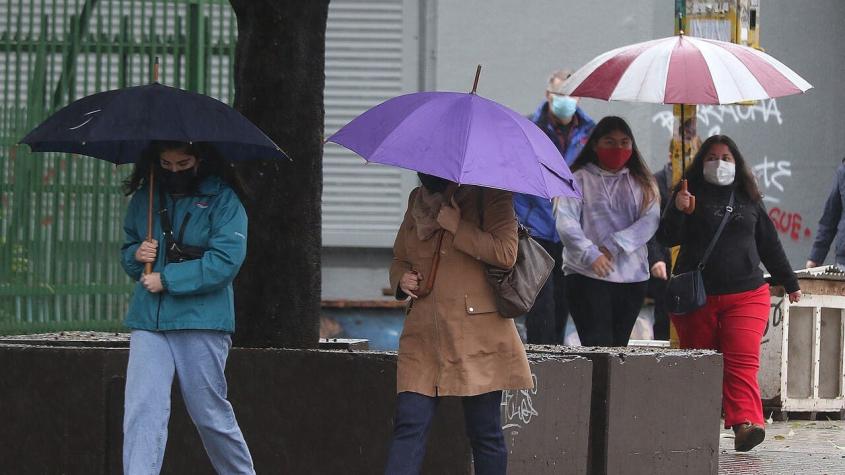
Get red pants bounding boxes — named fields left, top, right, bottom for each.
left=672, top=284, right=770, bottom=428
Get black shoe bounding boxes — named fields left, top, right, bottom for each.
left=733, top=423, right=765, bottom=452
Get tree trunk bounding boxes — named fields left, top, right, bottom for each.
left=229, top=0, right=328, bottom=348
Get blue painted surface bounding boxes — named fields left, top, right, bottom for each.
left=321, top=308, right=531, bottom=351
left=321, top=308, right=405, bottom=351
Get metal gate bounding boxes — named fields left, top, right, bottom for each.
left=0, top=0, right=236, bottom=333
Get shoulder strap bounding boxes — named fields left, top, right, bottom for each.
left=699, top=190, right=735, bottom=270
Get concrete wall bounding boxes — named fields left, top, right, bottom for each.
left=529, top=346, right=723, bottom=475
left=323, top=1, right=845, bottom=300
left=0, top=344, right=595, bottom=474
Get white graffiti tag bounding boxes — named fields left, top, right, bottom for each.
left=652, top=99, right=783, bottom=137
left=753, top=157, right=792, bottom=204
left=500, top=373, right=539, bottom=430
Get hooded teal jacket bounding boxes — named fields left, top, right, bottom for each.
left=120, top=176, right=247, bottom=333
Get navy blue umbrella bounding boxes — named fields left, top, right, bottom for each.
left=20, top=76, right=285, bottom=274
left=19, top=82, right=287, bottom=164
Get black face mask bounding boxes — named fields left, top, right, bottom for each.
left=159, top=168, right=199, bottom=194
left=418, top=172, right=450, bottom=193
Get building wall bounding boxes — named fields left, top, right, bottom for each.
left=323, top=0, right=845, bottom=300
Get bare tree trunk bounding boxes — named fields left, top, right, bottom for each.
left=229, top=0, right=328, bottom=348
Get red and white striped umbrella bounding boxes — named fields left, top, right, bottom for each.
left=560, top=34, right=812, bottom=105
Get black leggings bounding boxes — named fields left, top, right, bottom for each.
left=566, top=274, right=648, bottom=346
left=525, top=238, right=567, bottom=344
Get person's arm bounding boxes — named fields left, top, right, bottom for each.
left=555, top=196, right=602, bottom=268
left=389, top=191, right=416, bottom=299
left=756, top=201, right=800, bottom=294
left=120, top=193, right=146, bottom=281
left=601, top=198, right=660, bottom=259
left=452, top=189, right=518, bottom=269
left=649, top=169, right=672, bottom=269
left=160, top=189, right=247, bottom=295
left=657, top=188, right=687, bottom=248
left=808, top=166, right=844, bottom=265
left=647, top=235, right=662, bottom=267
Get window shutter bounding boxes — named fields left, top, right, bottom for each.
left=323, top=0, right=419, bottom=247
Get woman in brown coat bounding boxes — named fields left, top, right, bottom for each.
left=384, top=173, right=533, bottom=475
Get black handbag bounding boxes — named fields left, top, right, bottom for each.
left=478, top=191, right=555, bottom=318
left=666, top=190, right=734, bottom=315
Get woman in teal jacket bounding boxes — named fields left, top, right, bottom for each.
left=120, top=141, right=254, bottom=475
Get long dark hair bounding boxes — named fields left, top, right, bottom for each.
left=123, top=141, right=249, bottom=199
left=681, top=134, right=761, bottom=201
left=570, top=116, right=657, bottom=211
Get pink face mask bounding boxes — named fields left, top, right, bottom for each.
left=595, top=147, right=632, bottom=170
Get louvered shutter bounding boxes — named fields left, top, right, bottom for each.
left=322, top=0, right=419, bottom=247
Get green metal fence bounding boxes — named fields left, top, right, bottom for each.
left=0, top=0, right=237, bottom=334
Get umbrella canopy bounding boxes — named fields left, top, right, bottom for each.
left=20, top=83, right=287, bottom=163
left=560, top=34, right=812, bottom=105
left=326, top=91, right=580, bottom=200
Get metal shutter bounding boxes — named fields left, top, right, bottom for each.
left=322, top=0, right=419, bottom=247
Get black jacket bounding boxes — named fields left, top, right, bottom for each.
left=647, top=164, right=673, bottom=268
left=657, top=180, right=799, bottom=295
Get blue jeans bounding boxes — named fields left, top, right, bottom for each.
left=384, top=391, right=507, bottom=475
left=123, top=330, right=255, bottom=475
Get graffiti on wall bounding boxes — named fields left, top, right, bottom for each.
left=501, top=373, right=539, bottom=431
left=769, top=207, right=812, bottom=241
left=653, top=99, right=811, bottom=242
left=653, top=99, right=784, bottom=138
left=752, top=157, right=812, bottom=241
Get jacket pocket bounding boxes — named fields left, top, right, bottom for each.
left=465, top=293, right=497, bottom=316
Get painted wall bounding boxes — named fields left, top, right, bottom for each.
left=323, top=1, right=845, bottom=300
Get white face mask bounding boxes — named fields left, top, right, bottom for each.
left=703, top=160, right=736, bottom=186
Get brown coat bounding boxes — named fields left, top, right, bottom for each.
left=389, top=185, right=533, bottom=396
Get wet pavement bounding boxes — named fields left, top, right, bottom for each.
left=719, top=420, right=845, bottom=474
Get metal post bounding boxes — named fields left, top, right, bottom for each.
left=186, top=0, right=206, bottom=94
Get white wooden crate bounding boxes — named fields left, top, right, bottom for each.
left=759, top=277, right=845, bottom=413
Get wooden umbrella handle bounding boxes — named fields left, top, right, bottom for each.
left=681, top=179, right=696, bottom=215
left=414, top=185, right=460, bottom=298
left=144, top=168, right=154, bottom=274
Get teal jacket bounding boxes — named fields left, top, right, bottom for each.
left=120, top=176, right=247, bottom=333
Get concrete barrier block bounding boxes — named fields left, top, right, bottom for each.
left=528, top=346, right=723, bottom=475
left=0, top=343, right=592, bottom=474
left=504, top=353, right=593, bottom=475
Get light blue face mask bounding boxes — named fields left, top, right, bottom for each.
left=550, top=95, right=578, bottom=120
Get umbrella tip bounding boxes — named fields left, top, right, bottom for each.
left=471, top=65, right=482, bottom=94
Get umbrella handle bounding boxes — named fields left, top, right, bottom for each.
left=681, top=179, right=696, bottom=215
left=413, top=185, right=459, bottom=298
left=144, top=168, right=155, bottom=275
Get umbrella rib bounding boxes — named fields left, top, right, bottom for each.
left=457, top=95, right=476, bottom=185
left=635, top=40, right=673, bottom=103
left=704, top=39, right=802, bottom=99
left=486, top=99, right=554, bottom=198
left=352, top=93, right=448, bottom=168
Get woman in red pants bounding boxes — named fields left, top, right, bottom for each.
left=658, top=135, right=801, bottom=452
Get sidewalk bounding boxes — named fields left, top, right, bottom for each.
left=719, top=420, right=845, bottom=474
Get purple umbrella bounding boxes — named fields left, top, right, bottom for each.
left=326, top=68, right=580, bottom=200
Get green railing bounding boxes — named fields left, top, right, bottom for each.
left=0, top=0, right=236, bottom=334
